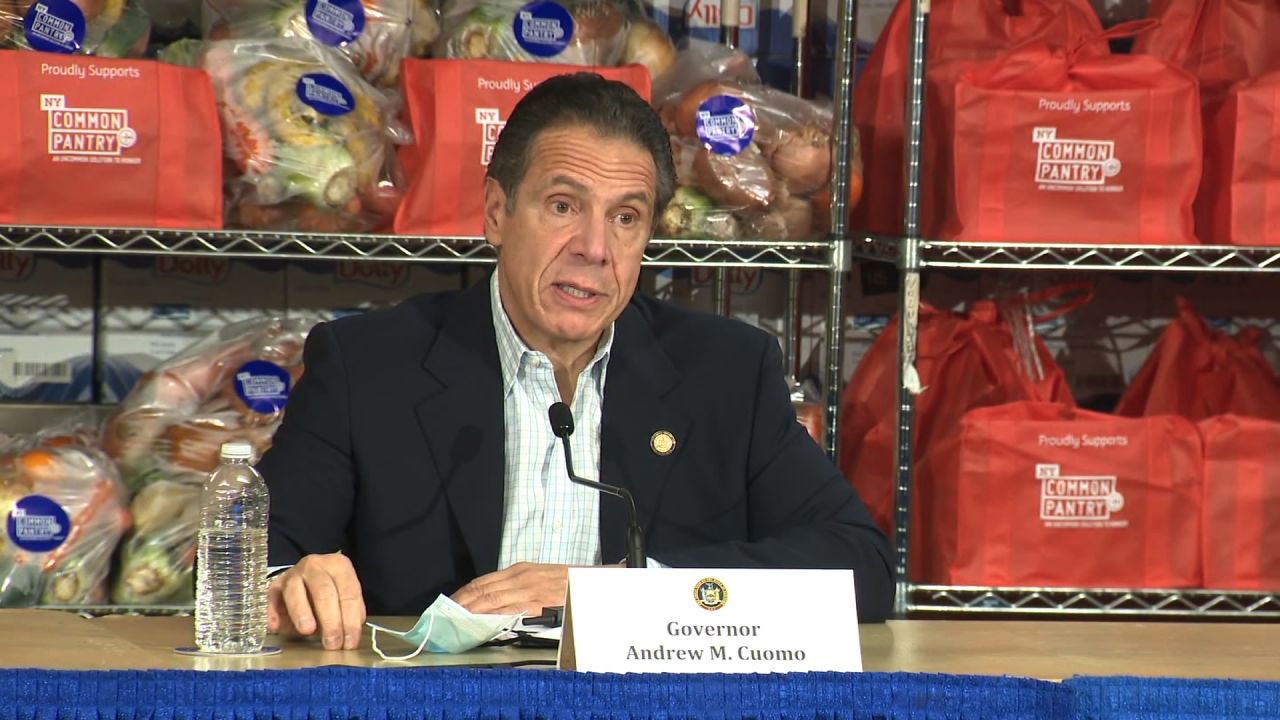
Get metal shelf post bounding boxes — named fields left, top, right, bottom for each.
left=826, top=0, right=860, bottom=459
left=893, top=0, right=928, bottom=617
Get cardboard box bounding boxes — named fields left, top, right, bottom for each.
left=98, top=256, right=286, bottom=402
left=286, top=260, right=465, bottom=321
left=0, top=253, right=95, bottom=403
left=646, top=266, right=788, bottom=335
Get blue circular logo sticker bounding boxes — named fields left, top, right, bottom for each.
left=305, top=0, right=366, bottom=47
left=695, top=95, right=757, bottom=156
left=6, top=495, right=70, bottom=554
left=296, top=73, right=355, bottom=117
left=513, top=0, right=573, bottom=58
left=23, top=0, right=86, bottom=54
left=233, top=360, right=292, bottom=415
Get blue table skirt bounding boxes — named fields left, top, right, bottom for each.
left=1, top=667, right=1277, bottom=720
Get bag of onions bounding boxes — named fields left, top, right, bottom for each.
left=434, top=0, right=633, bottom=66
left=618, top=15, right=676, bottom=84
left=654, top=40, right=860, bottom=241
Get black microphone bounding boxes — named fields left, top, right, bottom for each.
left=548, top=402, right=647, bottom=568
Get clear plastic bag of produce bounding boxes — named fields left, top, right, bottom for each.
left=436, top=0, right=628, bottom=66
left=651, top=37, right=759, bottom=102
left=103, top=315, right=311, bottom=492
left=202, top=0, right=413, bottom=87
left=199, top=39, right=409, bottom=232
left=111, top=478, right=201, bottom=605
left=409, top=0, right=440, bottom=57
left=617, top=15, right=674, bottom=84
left=0, top=427, right=131, bottom=608
left=100, top=316, right=311, bottom=605
left=155, top=35, right=201, bottom=65
left=0, top=0, right=152, bottom=57
left=654, top=40, right=852, bottom=242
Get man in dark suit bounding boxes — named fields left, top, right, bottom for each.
left=260, top=73, right=894, bottom=651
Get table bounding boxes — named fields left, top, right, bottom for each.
left=3, top=610, right=1279, bottom=680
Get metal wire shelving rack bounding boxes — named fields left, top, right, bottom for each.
left=877, top=0, right=1280, bottom=619
left=0, top=226, right=839, bottom=269
left=2, top=0, right=880, bottom=619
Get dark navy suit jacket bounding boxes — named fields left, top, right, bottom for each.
left=259, top=277, right=896, bottom=621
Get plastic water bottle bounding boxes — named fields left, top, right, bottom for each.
left=195, top=441, right=269, bottom=654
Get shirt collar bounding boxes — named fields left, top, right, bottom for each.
left=490, top=271, right=614, bottom=396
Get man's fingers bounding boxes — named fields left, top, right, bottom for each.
left=451, top=582, right=479, bottom=608
left=303, top=568, right=346, bottom=650
left=460, top=587, right=517, bottom=615
left=267, top=580, right=279, bottom=632
left=267, top=579, right=285, bottom=634
left=268, top=554, right=365, bottom=650
left=282, top=574, right=316, bottom=636
left=268, top=576, right=307, bottom=638
left=333, top=570, right=366, bottom=650
left=454, top=564, right=520, bottom=599
left=452, top=563, right=570, bottom=617
left=455, top=564, right=540, bottom=603
left=482, top=602, right=532, bottom=616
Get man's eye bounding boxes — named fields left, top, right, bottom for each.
left=553, top=201, right=572, bottom=214
left=616, top=212, right=637, bottom=226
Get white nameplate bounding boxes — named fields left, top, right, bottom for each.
left=558, top=567, right=861, bottom=673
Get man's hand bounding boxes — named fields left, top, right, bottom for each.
left=451, top=562, right=571, bottom=616
left=266, top=552, right=366, bottom=650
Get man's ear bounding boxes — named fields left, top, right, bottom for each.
left=483, top=177, right=508, bottom=249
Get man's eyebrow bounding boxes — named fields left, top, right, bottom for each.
left=616, top=191, right=654, bottom=208
left=544, top=175, right=591, bottom=194
left=543, top=176, right=653, bottom=209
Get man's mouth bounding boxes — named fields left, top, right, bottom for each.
left=556, top=283, right=597, bottom=299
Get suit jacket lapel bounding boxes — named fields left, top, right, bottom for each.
left=598, top=303, right=689, bottom=565
left=416, top=278, right=506, bottom=577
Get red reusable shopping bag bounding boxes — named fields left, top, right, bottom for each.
left=394, top=59, right=651, bottom=236
left=1114, top=297, right=1280, bottom=421
left=915, top=401, right=1202, bottom=587
left=1198, top=415, right=1280, bottom=590
left=851, top=0, right=1105, bottom=237
left=838, top=285, right=1085, bottom=537
left=1133, top=0, right=1280, bottom=102
left=0, top=51, right=222, bottom=229
left=1198, top=71, right=1280, bottom=246
left=948, top=30, right=1202, bottom=244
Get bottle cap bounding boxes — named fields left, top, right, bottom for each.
left=220, top=441, right=254, bottom=461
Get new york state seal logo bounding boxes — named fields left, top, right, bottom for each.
left=694, top=577, right=727, bottom=611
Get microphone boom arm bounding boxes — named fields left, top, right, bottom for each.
left=550, top=402, right=647, bottom=569
left=559, top=440, right=639, bottom=522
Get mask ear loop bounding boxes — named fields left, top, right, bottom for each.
left=369, top=612, right=438, bottom=661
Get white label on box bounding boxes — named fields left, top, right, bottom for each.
left=103, top=333, right=195, bottom=364
left=0, top=334, right=83, bottom=386
left=0, top=254, right=94, bottom=398
left=559, top=567, right=861, bottom=673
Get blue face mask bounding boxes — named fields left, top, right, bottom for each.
left=367, top=594, right=522, bottom=660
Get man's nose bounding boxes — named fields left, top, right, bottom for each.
left=569, top=213, right=610, bottom=265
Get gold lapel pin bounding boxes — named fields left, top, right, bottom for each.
left=650, top=430, right=676, bottom=456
